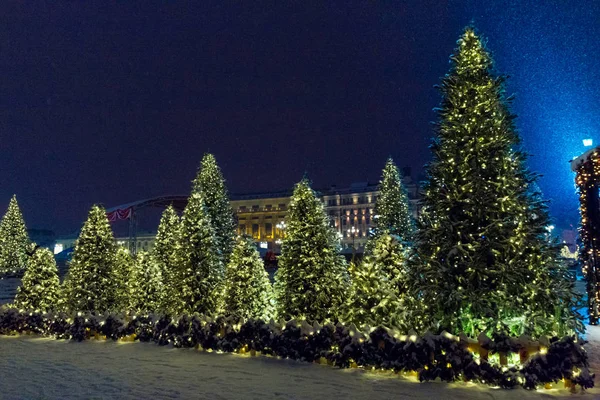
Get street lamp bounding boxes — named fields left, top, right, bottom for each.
left=348, top=226, right=359, bottom=255
left=275, top=221, right=286, bottom=250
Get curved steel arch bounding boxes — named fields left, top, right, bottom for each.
left=106, top=195, right=188, bottom=254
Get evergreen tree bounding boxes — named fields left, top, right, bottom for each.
left=373, top=158, right=414, bottom=241
left=152, top=205, right=180, bottom=313
left=113, top=247, right=135, bottom=312
left=64, top=205, right=118, bottom=313
left=274, top=178, right=350, bottom=321
left=14, top=248, right=61, bottom=311
left=192, top=153, right=236, bottom=264
left=174, top=192, right=224, bottom=315
left=130, top=251, right=163, bottom=313
left=412, top=27, right=580, bottom=337
left=344, top=254, right=400, bottom=329
left=224, top=235, right=273, bottom=320
left=370, top=233, right=410, bottom=296
left=0, top=195, right=30, bottom=274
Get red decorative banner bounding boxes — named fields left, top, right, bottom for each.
left=106, top=207, right=133, bottom=222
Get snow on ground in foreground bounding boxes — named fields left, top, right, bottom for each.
left=1, top=329, right=600, bottom=400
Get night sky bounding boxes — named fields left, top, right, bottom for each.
left=1, top=1, right=599, bottom=235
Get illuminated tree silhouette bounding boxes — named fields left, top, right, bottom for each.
left=411, top=27, right=581, bottom=337
left=224, top=236, right=273, bottom=320
left=14, top=248, right=61, bottom=311
left=63, top=205, right=118, bottom=313
left=373, top=158, right=414, bottom=241
left=0, top=195, right=30, bottom=274
left=192, top=153, right=236, bottom=264
left=173, top=192, right=224, bottom=315
left=152, top=205, right=180, bottom=313
left=274, top=179, right=349, bottom=321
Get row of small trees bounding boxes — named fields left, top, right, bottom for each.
left=6, top=27, right=582, bottom=340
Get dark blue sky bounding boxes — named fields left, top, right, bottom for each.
left=1, top=1, right=598, bottom=234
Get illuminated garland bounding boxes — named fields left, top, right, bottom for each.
left=573, top=150, right=600, bottom=324
left=0, top=308, right=594, bottom=391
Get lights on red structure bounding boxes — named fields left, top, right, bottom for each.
left=571, top=148, right=600, bottom=324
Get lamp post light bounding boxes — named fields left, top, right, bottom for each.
left=275, top=221, right=286, bottom=251
left=348, top=225, right=359, bottom=258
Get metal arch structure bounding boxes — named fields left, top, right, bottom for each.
left=105, top=195, right=188, bottom=254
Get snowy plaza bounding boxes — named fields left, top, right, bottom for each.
left=2, top=327, right=600, bottom=400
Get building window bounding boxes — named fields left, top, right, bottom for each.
left=239, top=206, right=247, bottom=212
left=278, top=203, right=286, bottom=210
left=265, top=223, right=273, bottom=238
left=239, top=224, right=246, bottom=234
left=252, top=224, right=259, bottom=238
left=252, top=205, right=259, bottom=211
left=265, top=204, right=273, bottom=211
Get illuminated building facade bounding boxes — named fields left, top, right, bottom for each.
left=54, top=177, right=419, bottom=256
left=231, top=177, right=419, bottom=253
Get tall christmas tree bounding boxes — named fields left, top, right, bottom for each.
left=0, top=195, right=30, bottom=274
left=130, top=251, right=163, bottom=313
left=113, top=247, right=135, bottom=312
left=14, top=248, right=61, bottom=312
left=192, top=153, right=236, bottom=264
left=63, top=205, right=118, bottom=313
left=152, top=205, right=180, bottom=313
left=224, top=235, right=274, bottom=320
left=274, top=178, right=350, bottom=321
left=174, top=192, right=224, bottom=315
left=372, top=158, right=414, bottom=242
left=412, top=27, right=580, bottom=337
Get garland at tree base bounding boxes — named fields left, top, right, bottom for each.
left=0, top=308, right=594, bottom=391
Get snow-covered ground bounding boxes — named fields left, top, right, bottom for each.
left=1, top=327, right=599, bottom=400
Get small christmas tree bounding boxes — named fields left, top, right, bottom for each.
left=14, top=248, right=61, bottom=311
left=192, top=153, right=236, bottom=264
left=412, top=27, right=581, bottom=337
left=370, top=233, right=409, bottom=295
left=174, top=192, right=224, bottom=315
left=0, top=195, right=31, bottom=274
left=343, top=253, right=400, bottom=329
left=224, top=236, right=274, bottom=320
left=130, top=251, right=163, bottom=313
left=373, top=158, right=414, bottom=242
left=152, top=205, right=180, bottom=313
left=274, top=178, right=350, bottom=321
left=113, top=247, right=135, bottom=312
left=63, top=205, right=118, bottom=313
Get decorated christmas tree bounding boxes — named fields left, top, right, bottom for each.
left=274, top=178, right=349, bottom=321
left=0, top=195, right=31, bottom=274
left=223, top=235, right=274, bottom=320
left=63, top=205, right=118, bottom=313
left=174, top=192, right=224, bottom=315
left=192, top=153, right=236, bottom=264
left=130, top=251, right=163, bottom=313
left=113, top=247, right=135, bottom=312
left=152, top=205, right=180, bottom=313
left=343, top=251, right=400, bottom=328
left=412, top=27, right=581, bottom=337
left=369, top=233, right=409, bottom=295
left=372, top=158, right=414, bottom=242
left=14, top=248, right=61, bottom=311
